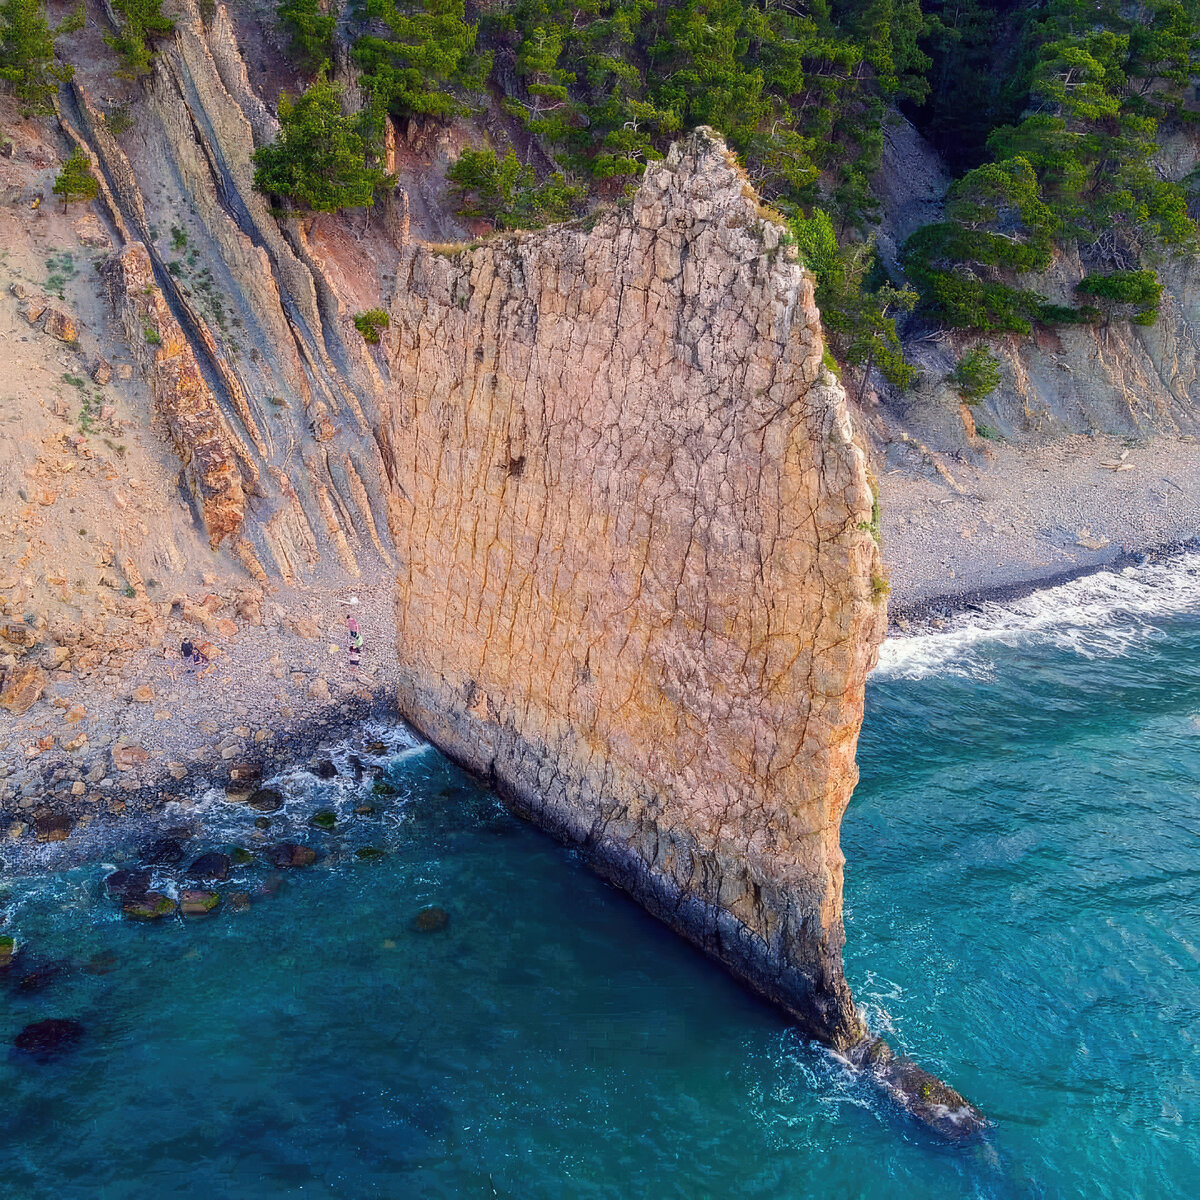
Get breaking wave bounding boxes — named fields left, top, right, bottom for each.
left=877, top=552, right=1200, bottom=680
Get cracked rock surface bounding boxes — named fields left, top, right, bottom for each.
left=381, top=130, right=886, bottom=1047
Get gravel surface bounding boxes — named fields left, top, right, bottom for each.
left=0, top=579, right=404, bottom=856
left=881, top=433, right=1200, bottom=615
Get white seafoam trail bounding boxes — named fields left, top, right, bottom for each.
left=876, top=553, right=1200, bottom=680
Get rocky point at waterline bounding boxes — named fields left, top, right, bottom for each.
left=377, top=128, right=981, bottom=1138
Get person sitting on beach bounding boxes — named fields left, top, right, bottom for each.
left=180, top=639, right=210, bottom=676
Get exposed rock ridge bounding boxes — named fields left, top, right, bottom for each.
left=101, top=243, right=246, bottom=546
left=383, top=129, right=887, bottom=1048
left=56, top=2, right=395, bottom=581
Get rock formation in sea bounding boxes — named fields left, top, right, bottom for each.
left=379, top=129, right=886, bottom=1050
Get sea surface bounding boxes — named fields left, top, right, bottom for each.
left=3, top=555, right=1199, bottom=1198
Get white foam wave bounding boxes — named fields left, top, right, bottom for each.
left=878, top=552, right=1200, bottom=680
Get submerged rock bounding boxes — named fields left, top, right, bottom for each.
left=267, top=844, right=317, bottom=868
left=253, top=817, right=271, bottom=830
left=229, top=847, right=254, bottom=866
left=227, top=892, right=251, bottom=912
left=187, top=852, right=231, bottom=881
left=354, top=846, right=386, bottom=861
left=122, top=892, right=176, bottom=921
left=851, top=1038, right=987, bottom=1142
left=246, top=788, right=283, bottom=813
left=104, top=868, right=152, bottom=903
left=353, top=803, right=376, bottom=816
left=411, top=906, right=449, bottom=933
left=82, top=950, right=119, bottom=975
left=309, top=810, right=337, bottom=830
left=141, top=837, right=185, bottom=867
left=310, top=758, right=337, bottom=780
left=13, top=1018, right=85, bottom=1063
left=0, top=935, right=13, bottom=968
left=180, top=889, right=220, bottom=917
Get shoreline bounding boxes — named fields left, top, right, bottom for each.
left=887, top=535, right=1200, bottom=630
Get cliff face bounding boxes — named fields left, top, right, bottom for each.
left=380, top=130, right=886, bottom=1047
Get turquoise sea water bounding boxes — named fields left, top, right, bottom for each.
left=2, top=557, right=1199, bottom=1198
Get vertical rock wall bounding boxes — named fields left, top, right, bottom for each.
left=382, top=130, right=886, bottom=1047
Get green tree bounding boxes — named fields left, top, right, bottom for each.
left=253, top=74, right=390, bottom=212
left=0, top=0, right=82, bottom=114
left=352, top=0, right=491, bottom=139
left=278, top=0, right=336, bottom=73
left=794, top=209, right=917, bottom=395
left=949, top=346, right=1002, bottom=403
left=1076, top=270, right=1163, bottom=325
left=104, top=0, right=175, bottom=80
left=51, top=145, right=98, bottom=207
left=446, top=145, right=583, bottom=228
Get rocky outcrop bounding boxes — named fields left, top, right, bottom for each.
left=53, top=0, right=395, bottom=582
left=102, top=243, right=247, bottom=546
left=382, top=130, right=887, bottom=1049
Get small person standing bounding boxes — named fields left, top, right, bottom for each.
left=346, top=615, right=363, bottom=674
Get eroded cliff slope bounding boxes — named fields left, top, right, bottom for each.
left=379, top=130, right=887, bottom=1048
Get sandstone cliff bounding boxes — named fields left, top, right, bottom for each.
left=380, top=130, right=887, bottom=1049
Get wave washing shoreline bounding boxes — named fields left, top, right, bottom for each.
left=878, top=544, right=1200, bottom=680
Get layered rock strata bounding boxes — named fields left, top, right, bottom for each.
left=382, top=130, right=886, bottom=1050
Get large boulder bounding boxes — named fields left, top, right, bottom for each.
left=180, top=889, right=220, bottom=917
left=122, top=892, right=176, bottom=921
left=266, top=844, right=317, bottom=868
left=0, top=664, right=47, bottom=715
left=187, top=852, right=231, bottom=881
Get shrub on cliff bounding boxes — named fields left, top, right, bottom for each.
left=104, top=0, right=175, bottom=80
left=446, top=147, right=583, bottom=229
left=52, top=145, right=98, bottom=207
left=353, top=308, right=389, bottom=343
left=1076, top=270, right=1164, bottom=326
left=278, top=0, right=336, bottom=74
left=253, top=74, right=390, bottom=212
left=0, top=0, right=82, bottom=114
left=949, top=347, right=1002, bottom=404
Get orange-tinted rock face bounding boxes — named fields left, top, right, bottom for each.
left=382, top=130, right=885, bottom=1046
left=101, top=243, right=245, bottom=548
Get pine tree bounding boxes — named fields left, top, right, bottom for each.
left=104, top=0, right=175, bottom=81
left=253, top=73, right=390, bottom=212
left=52, top=145, right=98, bottom=207
left=0, top=0, right=82, bottom=114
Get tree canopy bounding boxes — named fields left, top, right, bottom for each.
left=253, top=73, right=390, bottom=212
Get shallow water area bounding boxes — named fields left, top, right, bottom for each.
left=2, top=558, right=1199, bottom=1197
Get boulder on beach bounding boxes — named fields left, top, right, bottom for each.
left=266, top=843, right=317, bottom=868
left=104, top=869, right=152, bottom=903
left=246, top=788, right=284, bottom=813
left=187, top=852, right=231, bottom=881
left=310, top=759, right=337, bottom=780
left=411, top=906, right=449, bottom=933
left=13, top=1018, right=85, bottom=1063
left=122, top=892, right=176, bottom=921
left=34, top=812, right=73, bottom=843
left=180, top=889, right=220, bottom=917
